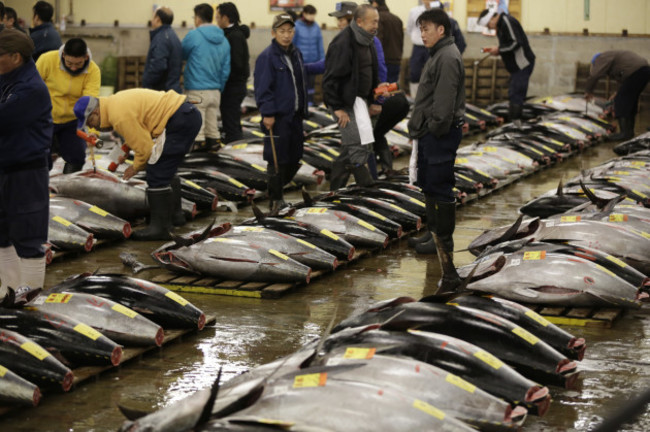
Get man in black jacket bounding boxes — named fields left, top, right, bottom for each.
left=323, top=4, right=380, bottom=190
left=407, top=9, right=465, bottom=291
left=217, top=2, right=250, bottom=144
left=479, top=8, right=535, bottom=125
left=370, top=0, right=403, bottom=83
left=142, top=7, right=183, bottom=93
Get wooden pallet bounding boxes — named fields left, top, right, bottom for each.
left=524, top=304, right=624, bottom=328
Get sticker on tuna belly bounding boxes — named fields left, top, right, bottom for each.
left=343, top=347, right=376, bottom=359
left=293, top=372, right=327, bottom=388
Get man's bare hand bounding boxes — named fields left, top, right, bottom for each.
left=122, top=166, right=136, bottom=181
left=334, top=109, right=350, bottom=128
left=482, top=46, right=499, bottom=56
left=369, top=104, right=382, bottom=116
left=584, top=92, right=594, bottom=102
left=262, top=116, right=275, bottom=131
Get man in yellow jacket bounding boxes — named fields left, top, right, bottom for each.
left=74, top=89, right=202, bottom=240
left=36, top=37, right=100, bottom=172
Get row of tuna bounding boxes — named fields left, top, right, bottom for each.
left=0, top=274, right=205, bottom=408
left=119, top=288, right=587, bottom=431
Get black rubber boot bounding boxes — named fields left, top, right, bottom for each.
left=351, top=164, right=374, bottom=187
left=607, top=117, right=635, bottom=141
left=170, top=176, right=186, bottom=227
left=192, top=141, right=207, bottom=152
left=267, top=164, right=285, bottom=213
left=435, top=200, right=461, bottom=292
left=413, top=194, right=437, bottom=253
left=509, top=104, right=524, bottom=128
left=63, top=162, right=84, bottom=173
left=206, top=137, right=221, bottom=152
left=132, top=187, right=173, bottom=241
left=329, top=162, right=351, bottom=191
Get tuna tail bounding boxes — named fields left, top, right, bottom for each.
left=579, top=179, right=615, bottom=209
left=556, top=178, right=564, bottom=197
left=601, top=195, right=628, bottom=213
left=119, top=252, right=158, bottom=274
left=300, top=305, right=339, bottom=369
left=301, top=187, right=314, bottom=206
left=117, top=404, right=151, bottom=421
left=592, top=388, right=650, bottom=432
left=169, top=219, right=217, bottom=248
left=251, top=201, right=266, bottom=223
left=194, top=366, right=222, bottom=428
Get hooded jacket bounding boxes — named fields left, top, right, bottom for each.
left=223, top=24, right=251, bottom=86
left=0, top=59, right=53, bottom=172
left=142, top=24, right=183, bottom=93
left=36, top=46, right=101, bottom=124
left=293, top=18, right=325, bottom=64
left=408, top=36, right=465, bottom=141
left=182, top=24, right=231, bottom=91
left=29, top=22, right=62, bottom=61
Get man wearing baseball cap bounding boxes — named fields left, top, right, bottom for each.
left=0, top=29, right=53, bottom=305
left=74, top=88, right=202, bottom=240
left=254, top=13, right=307, bottom=212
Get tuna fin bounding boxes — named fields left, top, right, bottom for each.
left=117, top=404, right=151, bottom=421
left=601, top=195, right=627, bottom=213
left=579, top=179, right=611, bottom=209
left=195, top=219, right=217, bottom=243
left=169, top=232, right=195, bottom=248
left=301, top=187, right=314, bottom=206
left=194, top=366, right=222, bottom=428
left=556, top=178, right=564, bottom=197
left=489, top=214, right=525, bottom=246
left=251, top=202, right=266, bottom=223
left=300, top=305, right=339, bottom=369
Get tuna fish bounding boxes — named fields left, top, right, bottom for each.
left=321, top=195, right=421, bottom=231
left=179, top=176, right=218, bottom=211
left=0, top=328, right=73, bottom=391
left=613, top=132, right=650, bottom=155
left=176, top=168, right=256, bottom=203
left=50, top=197, right=131, bottom=239
left=0, top=308, right=122, bottom=366
left=28, top=292, right=164, bottom=347
left=181, top=153, right=270, bottom=191
left=337, top=187, right=427, bottom=219
left=0, top=365, right=41, bottom=407
left=48, top=213, right=95, bottom=252
left=50, top=273, right=206, bottom=330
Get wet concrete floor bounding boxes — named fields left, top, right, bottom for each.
left=2, top=129, right=650, bottom=431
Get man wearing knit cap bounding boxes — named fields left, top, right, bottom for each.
left=478, top=7, right=535, bottom=126
left=0, top=29, right=53, bottom=305
left=74, top=89, right=202, bottom=240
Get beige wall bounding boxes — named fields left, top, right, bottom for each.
left=6, top=0, right=650, bottom=33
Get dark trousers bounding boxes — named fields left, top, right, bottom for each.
left=260, top=112, right=304, bottom=166
left=409, top=45, right=429, bottom=84
left=614, top=66, right=650, bottom=119
left=306, top=74, right=316, bottom=106
left=416, top=126, right=462, bottom=202
left=373, top=93, right=410, bottom=172
left=509, top=62, right=535, bottom=106
left=52, top=120, right=86, bottom=166
left=146, top=102, right=202, bottom=188
left=220, top=81, right=247, bottom=144
left=0, top=160, right=49, bottom=258
left=386, top=63, right=401, bottom=84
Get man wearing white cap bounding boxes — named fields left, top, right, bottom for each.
left=478, top=8, right=535, bottom=125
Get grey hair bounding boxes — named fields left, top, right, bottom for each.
left=354, top=4, right=376, bottom=21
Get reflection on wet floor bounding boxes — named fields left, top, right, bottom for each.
left=2, top=126, right=650, bottom=431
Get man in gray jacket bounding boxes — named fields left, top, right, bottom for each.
left=407, top=8, right=464, bottom=291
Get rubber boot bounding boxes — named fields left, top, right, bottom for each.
left=351, top=164, right=374, bottom=187
left=192, top=141, right=207, bottom=152
left=435, top=200, right=462, bottom=292
left=63, top=162, right=84, bottom=173
left=412, top=194, right=437, bottom=252
left=170, top=176, right=186, bottom=227
left=329, top=162, right=351, bottom=191
left=206, top=137, right=221, bottom=152
left=0, top=246, right=20, bottom=300
left=607, top=117, right=635, bottom=141
left=132, top=187, right=173, bottom=241
left=267, top=164, right=285, bottom=213
left=509, top=103, right=524, bottom=129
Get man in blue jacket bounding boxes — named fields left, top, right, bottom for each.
left=182, top=3, right=230, bottom=152
left=0, top=29, right=52, bottom=305
left=29, top=1, right=61, bottom=61
left=254, top=14, right=308, bottom=212
left=142, top=6, right=183, bottom=93
left=293, top=4, right=324, bottom=106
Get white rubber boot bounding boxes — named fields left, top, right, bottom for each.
left=409, top=83, right=419, bottom=98
left=0, top=246, right=20, bottom=299
left=20, top=256, right=46, bottom=289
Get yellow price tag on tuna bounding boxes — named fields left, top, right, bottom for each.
left=357, top=220, right=376, bottom=231
left=250, top=115, right=262, bottom=122
left=523, top=251, right=546, bottom=260
left=46, top=293, right=73, bottom=303
left=409, top=197, right=426, bottom=207
left=612, top=171, right=631, bottom=176
left=112, top=303, right=138, bottom=319
left=474, top=350, right=503, bottom=370
left=293, top=372, right=327, bottom=388
left=343, top=347, right=376, bottom=359
left=185, top=180, right=201, bottom=190
left=630, top=161, right=646, bottom=167
left=0, top=365, right=7, bottom=377
left=296, top=239, right=316, bottom=249
left=483, top=146, right=498, bottom=152
left=317, top=152, right=334, bottom=162
left=305, top=120, right=319, bottom=128
left=606, top=255, right=627, bottom=268
left=455, top=158, right=468, bottom=164
left=228, top=177, right=245, bottom=188
left=53, top=216, right=72, bottom=227
left=165, top=291, right=189, bottom=306
left=368, top=210, right=386, bottom=221
left=632, top=189, right=648, bottom=199
left=241, top=227, right=265, bottom=232
left=609, top=214, right=628, bottom=222
left=21, top=342, right=50, bottom=361
left=525, top=309, right=550, bottom=327
left=595, top=264, right=616, bottom=277
left=413, top=399, right=445, bottom=420
left=74, top=323, right=102, bottom=341
left=269, top=249, right=289, bottom=260
left=251, top=163, right=266, bottom=172
left=232, top=143, right=248, bottom=149
left=446, top=374, right=476, bottom=393
left=307, top=208, right=328, bottom=214
left=89, top=206, right=108, bottom=217
left=389, top=203, right=407, bottom=213
left=252, top=130, right=265, bottom=137
left=512, top=327, right=539, bottom=345
left=560, top=215, right=581, bottom=222
left=320, top=229, right=340, bottom=241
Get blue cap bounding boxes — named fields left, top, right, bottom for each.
left=591, top=53, right=601, bottom=65
left=73, top=96, right=99, bottom=131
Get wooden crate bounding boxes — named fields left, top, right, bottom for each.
left=464, top=57, right=509, bottom=105
left=117, top=56, right=146, bottom=91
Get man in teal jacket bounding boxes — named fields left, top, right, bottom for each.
left=182, top=3, right=230, bottom=151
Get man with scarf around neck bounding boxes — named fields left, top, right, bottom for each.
left=0, top=29, right=52, bottom=305
left=323, top=4, right=380, bottom=191
left=36, top=38, right=100, bottom=173
left=254, top=14, right=308, bottom=213
left=407, top=8, right=465, bottom=292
